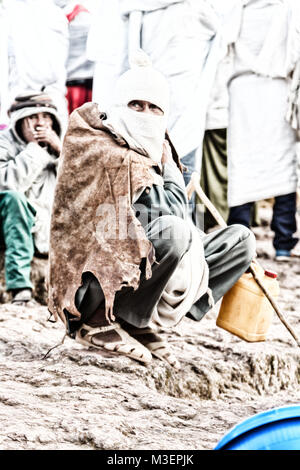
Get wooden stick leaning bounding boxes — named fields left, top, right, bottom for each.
left=187, top=172, right=300, bottom=347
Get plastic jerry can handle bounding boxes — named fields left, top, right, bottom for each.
left=264, top=270, right=278, bottom=279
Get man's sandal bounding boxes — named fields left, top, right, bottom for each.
left=121, top=325, right=181, bottom=370
left=75, top=322, right=152, bottom=365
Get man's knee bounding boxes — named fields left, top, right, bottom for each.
left=230, top=223, right=256, bottom=263
left=0, top=190, right=36, bottom=223
left=155, top=215, right=192, bottom=261
left=0, top=190, right=28, bottom=209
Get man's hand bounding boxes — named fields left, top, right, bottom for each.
left=21, top=117, right=38, bottom=144
left=34, top=126, right=62, bottom=155
left=161, top=139, right=173, bottom=165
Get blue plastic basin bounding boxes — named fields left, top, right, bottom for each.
left=215, top=405, right=300, bottom=450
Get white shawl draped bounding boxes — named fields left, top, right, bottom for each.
left=230, top=0, right=300, bottom=79
left=152, top=220, right=211, bottom=328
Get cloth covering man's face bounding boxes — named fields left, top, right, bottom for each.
left=128, top=100, right=164, bottom=116
left=127, top=99, right=173, bottom=165
left=104, top=95, right=167, bottom=164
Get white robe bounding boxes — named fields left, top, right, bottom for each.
left=1, top=0, right=69, bottom=131
left=205, top=54, right=232, bottom=131
left=0, top=6, right=9, bottom=125
left=227, top=0, right=300, bottom=207
left=86, top=0, right=125, bottom=110
left=59, top=0, right=97, bottom=82
left=87, top=0, right=226, bottom=159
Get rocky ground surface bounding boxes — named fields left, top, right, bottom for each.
left=0, top=206, right=300, bottom=451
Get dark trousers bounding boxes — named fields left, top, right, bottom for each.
left=71, top=215, right=192, bottom=334
left=69, top=221, right=255, bottom=334
left=228, top=192, right=298, bottom=251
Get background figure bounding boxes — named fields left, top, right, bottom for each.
left=0, top=3, right=9, bottom=128
left=0, top=0, right=69, bottom=132
left=200, top=51, right=260, bottom=231
left=286, top=56, right=300, bottom=215
left=199, top=54, right=231, bottom=230
left=227, top=0, right=300, bottom=260
left=55, top=0, right=96, bottom=114
left=86, top=0, right=124, bottom=110
left=0, top=92, right=62, bottom=305
left=178, top=0, right=239, bottom=220
left=87, top=0, right=229, bottom=218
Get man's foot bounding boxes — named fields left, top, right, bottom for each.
left=121, top=323, right=181, bottom=370
left=75, top=322, right=152, bottom=365
left=11, top=288, right=38, bottom=307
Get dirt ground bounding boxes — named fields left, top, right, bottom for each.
left=0, top=206, right=299, bottom=451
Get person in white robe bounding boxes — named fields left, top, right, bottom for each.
left=199, top=53, right=232, bottom=230
left=226, top=0, right=300, bottom=260
left=0, top=0, right=69, bottom=132
left=54, top=0, right=97, bottom=113
left=0, top=3, right=9, bottom=128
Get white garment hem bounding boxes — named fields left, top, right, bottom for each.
left=229, top=183, right=298, bottom=207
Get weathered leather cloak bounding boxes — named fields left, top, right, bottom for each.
left=47, top=102, right=156, bottom=325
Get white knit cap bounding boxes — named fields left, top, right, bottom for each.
left=114, top=50, right=170, bottom=117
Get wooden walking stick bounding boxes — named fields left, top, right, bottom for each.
left=186, top=171, right=300, bottom=347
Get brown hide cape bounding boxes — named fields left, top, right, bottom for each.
left=47, top=102, right=155, bottom=325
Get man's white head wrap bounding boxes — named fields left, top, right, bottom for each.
left=104, top=50, right=170, bottom=165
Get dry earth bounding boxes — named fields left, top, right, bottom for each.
left=0, top=207, right=300, bottom=451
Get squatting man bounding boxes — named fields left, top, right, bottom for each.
left=48, top=52, right=256, bottom=368
left=0, top=92, right=62, bottom=306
